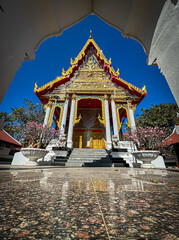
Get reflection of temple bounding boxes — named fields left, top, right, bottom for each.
left=35, top=32, right=146, bottom=150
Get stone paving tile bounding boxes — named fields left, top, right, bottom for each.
left=0, top=168, right=178, bottom=239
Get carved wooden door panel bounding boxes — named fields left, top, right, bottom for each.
left=91, top=131, right=105, bottom=149
left=73, top=131, right=87, bottom=148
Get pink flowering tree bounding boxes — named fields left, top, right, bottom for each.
left=21, top=121, right=62, bottom=148
left=124, top=126, right=172, bottom=155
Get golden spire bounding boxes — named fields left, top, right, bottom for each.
left=142, top=84, right=147, bottom=93
left=34, top=82, right=38, bottom=91
left=62, top=68, right=66, bottom=76
left=89, top=30, right=92, bottom=39
left=116, top=68, right=120, bottom=76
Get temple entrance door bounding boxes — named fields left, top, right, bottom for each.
left=90, top=130, right=105, bottom=149
left=73, top=130, right=87, bottom=148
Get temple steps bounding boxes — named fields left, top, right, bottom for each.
left=66, top=148, right=112, bottom=167
left=51, top=148, right=130, bottom=167
left=51, top=156, right=68, bottom=166
left=111, top=157, right=130, bottom=167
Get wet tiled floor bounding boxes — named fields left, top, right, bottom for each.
left=0, top=167, right=179, bottom=239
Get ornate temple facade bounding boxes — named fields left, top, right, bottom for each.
left=35, top=33, right=146, bottom=150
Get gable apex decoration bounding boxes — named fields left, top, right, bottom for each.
left=34, top=34, right=147, bottom=100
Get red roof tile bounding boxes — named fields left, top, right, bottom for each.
left=0, top=130, right=22, bottom=147
left=162, top=128, right=179, bottom=146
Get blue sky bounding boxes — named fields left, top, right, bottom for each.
left=0, top=15, right=175, bottom=117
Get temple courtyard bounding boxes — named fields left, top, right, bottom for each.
left=0, top=166, right=178, bottom=239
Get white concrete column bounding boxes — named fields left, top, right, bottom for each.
left=111, top=95, right=119, bottom=140
left=60, top=94, right=69, bottom=134
left=104, top=95, right=112, bottom=150
left=43, top=101, right=52, bottom=127
left=67, top=95, right=76, bottom=148
left=126, top=99, right=136, bottom=132
left=87, top=130, right=90, bottom=147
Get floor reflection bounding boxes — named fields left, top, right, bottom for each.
left=0, top=168, right=178, bottom=239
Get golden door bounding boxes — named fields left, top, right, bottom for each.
left=91, top=131, right=105, bottom=149
left=73, top=131, right=87, bottom=148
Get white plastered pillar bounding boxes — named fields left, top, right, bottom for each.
left=43, top=100, right=53, bottom=127
left=104, top=95, right=112, bottom=150
left=60, top=94, right=69, bottom=134
left=126, top=99, right=136, bottom=132
left=67, top=94, right=76, bottom=148
left=111, top=95, right=119, bottom=140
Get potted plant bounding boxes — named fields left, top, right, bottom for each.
left=20, top=122, right=61, bottom=165
left=124, top=126, right=172, bottom=168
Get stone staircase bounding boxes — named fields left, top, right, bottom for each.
left=52, top=156, right=68, bottom=166
left=110, top=149, right=130, bottom=167
left=65, top=148, right=112, bottom=167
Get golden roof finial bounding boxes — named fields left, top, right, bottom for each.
left=89, top=30, right=92, bottom=39
left=34, top=82, right=38, bottom=91
left=108, top=58, right=111, bottom=65
left=116, top=68, right=120, bottom=76
left=62, top=68, right=66, bottom=76
left=142, top=84, right=147, bottom=93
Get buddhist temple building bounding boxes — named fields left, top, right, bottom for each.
left=35, top=32, right=147, bottom=150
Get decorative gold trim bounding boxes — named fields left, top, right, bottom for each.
left=116, top=68, right=119, bottom=76
left=46, top=98, right=53, bottom=108
left=66, top=93, right=69, bottom=100
left=89, top=30, right=92, bottom=39
left=74, top=114, right=82, bottom=126
left=129, top=102, right=136, bottom=111
left=72, top=94, right=76, bottom=100
left=48, top=104, right=63, bottom=129
left=97, top=114, right=105, bottom=126
left=104, top=94, right=108, bottom=101
left=73, top=96, right=106, bottom=127
left=142, top=84, right=147, bottom=93
left=57, top=106, right=63, bottom=129
left=35, top=36, right=146, bottom=98
left=116, top=105, right=130, bottom=130
left=110, top=94, right=114, bottom=101
left=34, top=82, right=38, bottom=91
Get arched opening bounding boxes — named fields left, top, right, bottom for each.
left=54, top=106, right=63, bottom=130
left=73, top=98, right=105, bottom=149
left=117, top=106, right=130, bottom=140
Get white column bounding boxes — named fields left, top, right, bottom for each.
left=43, top=101, right=52, bottom=127
left=104, top=95, right=112, bottom=150
left=111, top=95, right=119, bottom=140
left=87, top=130, right=90, bottom=147
left=126, top=99, right=136, bottom=132
left=67, top=95, right=76, bottom=148
left=60, top=95, right=69, bottom=134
